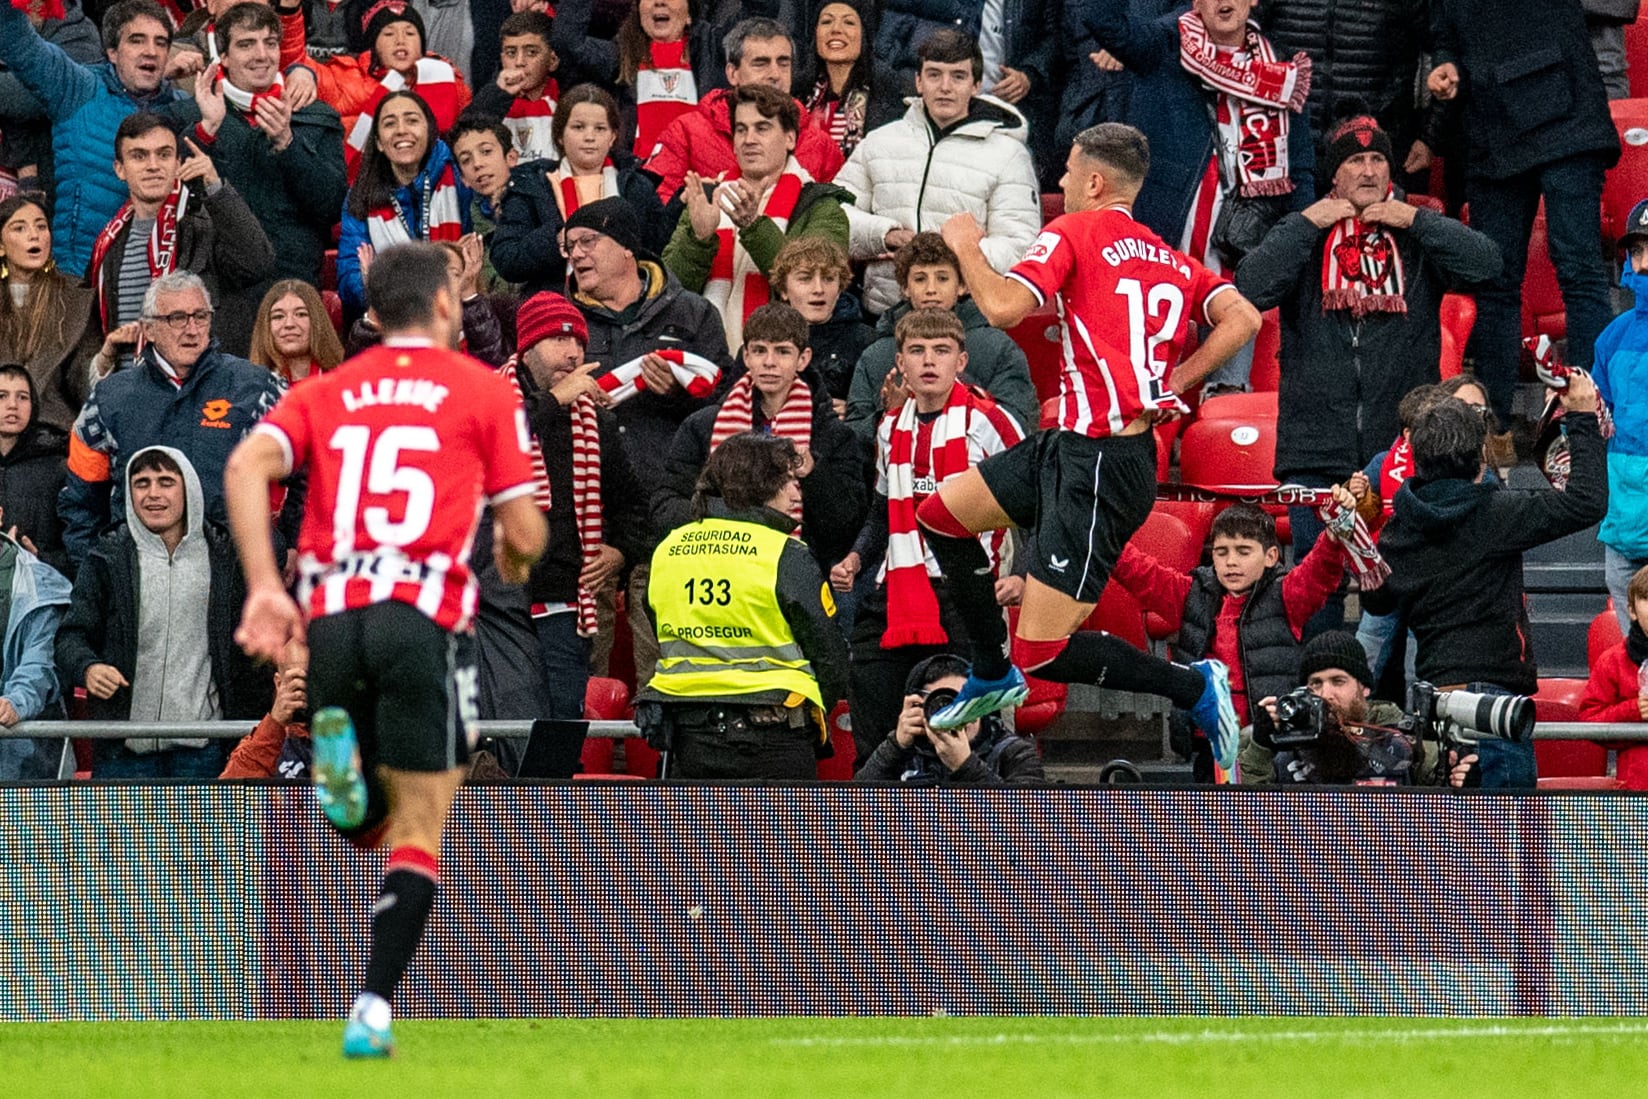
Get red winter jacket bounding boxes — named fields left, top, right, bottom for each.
left=644, top=87, right=846, bottom=202
left=1580, top=640, right=1648, bottom=725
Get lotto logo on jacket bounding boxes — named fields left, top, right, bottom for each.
left=200, top=399, right=233, bottom=429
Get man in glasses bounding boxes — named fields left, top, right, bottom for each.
left=86, top=111, right=275, bottom=371
left=61, top=269, right=289, bottom=570
left=561, top=196, right=734, bottom=690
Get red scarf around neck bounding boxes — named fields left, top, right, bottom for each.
left=1178, top=12, right=1309, bottom=198
left=633, top=37, right=697, bottom=157
left=1321, top=186, right=1407, bottom=316
left=89, top=178, right=188, bottom=329
left=709, top=374, right=813, bottom=523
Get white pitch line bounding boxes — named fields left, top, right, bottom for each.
left=769, top=1021, right=1648, bottom=1050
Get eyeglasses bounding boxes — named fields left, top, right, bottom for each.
left=559, top=232, right=606, bottom=258
left=145, top=309, right=214, bottom=331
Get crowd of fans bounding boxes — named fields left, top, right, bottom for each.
left=0, top=0, right=1643, bottom=788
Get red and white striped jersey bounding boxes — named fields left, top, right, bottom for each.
left=256, top=342, right=537, bottom=633
left=1007, top=207, right=1234, bottom=438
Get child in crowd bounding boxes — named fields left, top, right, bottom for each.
left=1109, top=497, right=1355, bottom=781
left=844, top=232, right=1037, bottom=440
left=447, top=112, right=520, bottom=294
left=471, top=10, right=561, bottom=163
left=768, top=237, right=873, bottom=417
left=1581, top=563, right=1648, bottom=723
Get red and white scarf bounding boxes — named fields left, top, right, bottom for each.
left=1321, top=187, right=1407, bottom=316
left=596, top=348, right=721, bottom=404
left=503, top=85, right=560, bottom=162
left=343, top=54, right=462, bottom=179
left=881, top=384, right=1018, bottom=648
left=709, top=374, right=813, bottom=522
left=703, top=158, right=807, bottom=348
left=548, top=161, right=621, bottom=222
left=89, top=179, right=189, bottom=330
left=499, top=359, right=606, bottom=638
left=221, top=69, right=284, bottom=124
left=1178, top=12, right=1308, bottom=199
left=1378, top=435, right=1412, bottom=519
left=634, top=38, right=697, bottom=157
left=365, top=160, right=464, bottom=249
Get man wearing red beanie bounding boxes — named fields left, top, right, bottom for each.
left=496, top=292, right=648, bottom=718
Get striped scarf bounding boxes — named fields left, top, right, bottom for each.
left=881, top=383, right=975, bottom=648
left=365, top=160, right=464, bottom=249
left=1178, top=12, right=1308, bottom=198
left=633, top=38, right=697, bottom=157
left=503, top=85, right=560, bottom=162
left=1321, top=187, right=1407, bottom=316
left=709, top=374, right=813, bottom=523
left=702, top=159, right=806, bottom=349
left=548, top=161, right=620, bottom=222
left=343, top=54, right=462, bottom=179
left=595, top=347, right=721, bottom=404
left=221, top=69, right=284, bottom=124
left=88, top=179, right=188, bottom=330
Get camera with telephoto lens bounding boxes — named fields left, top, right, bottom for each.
left=1269, top=686, right=1330, bottom=748
left=921, top=687, right=959, bottom=726
left=1403, top=681, right=1535, bottom=749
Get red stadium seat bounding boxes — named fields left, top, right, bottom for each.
left=1410, top=194, right=1445, bottom=214
left=816, top=702, right=857, bottom=781
left=1013, top=674, right=1066, bottom=739
left=1040, top=192, right=1064, bottom=226
left=321, top=290, right=343, bottom=339
left=1126, top=509, right=1197, bottom=640
left=1194, top=390, right=1278, bottom=424
left=1438, top=293, right=1475, bottom=380
left=1248, top=309, right=1281, bottom=393
left=1589, top=604, right=1624, bottom=669
left=1085, top=582, right=1148, bottom=650
left=1178, top=412, right=1278, bottom=492
left=584, top=676, right=631, bottom=719
left=1152, top=500, right=1216, bottom=558
left=622, top=737, right=662, bottom=779
left=321, top=248, right=338, bottom=293
left=1533, top=678, right=1609, bottom=780
left=1630, top=20, right=1648, bottom=99
left=1010, top=304, right=1064, bottom=404
left=1603, top=98, right=1648, bottom=240
left=1520, top=203, right=1566, bottom=352
left=1040, top=396, right=1059, bottom=429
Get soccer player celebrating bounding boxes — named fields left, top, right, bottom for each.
left=923, top=123, right=1262, bottom=778
left=223, top=243, right=547, bottom=1057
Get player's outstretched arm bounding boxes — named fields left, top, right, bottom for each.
left=225, top=432, right=305, bottom=662
left=940, top=212, right=1039, bottom=330
left=1169, top=288, right=1262, bottom=395
left=492, top=494, right=549, bottom=585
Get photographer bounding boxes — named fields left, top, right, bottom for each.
left=1360, top=375, right=1609, bottom=789
left=854, top=655, right=1046, bottom=787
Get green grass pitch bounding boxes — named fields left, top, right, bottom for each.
left=4, top=1016, right=1647, bottom=1097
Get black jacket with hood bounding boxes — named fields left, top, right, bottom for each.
left=0, top=367, right=70, bottom=578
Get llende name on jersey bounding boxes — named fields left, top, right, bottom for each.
left=340, top=376, right=452, bottom=414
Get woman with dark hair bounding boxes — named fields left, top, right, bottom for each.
left=491, top=84, right=669, bottom=297
left=0, top=195, right=97, bottom=434
left=248, top=279, right=347, bottom=384
left=551, top=0, right=718, bottom=157
left=796, top=0, right=900, bottom=158
left=336, top=89, right=473, bottom=310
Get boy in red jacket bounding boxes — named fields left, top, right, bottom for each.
left=1581, top=563, right=1648, bottom=723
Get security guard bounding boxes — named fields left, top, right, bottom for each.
left=637, top=432, right=849, bottom=779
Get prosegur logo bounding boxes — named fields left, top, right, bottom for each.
left=199, top=398, right=232, bottom=429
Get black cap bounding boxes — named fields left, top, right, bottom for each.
left=1297, top=630, right=1374, bottom=689
left=562, top=197, right=649, bottom=258
left=1622, top=197, right=1648, bottom=247
left=1322, top=112, right=1395, bottom=182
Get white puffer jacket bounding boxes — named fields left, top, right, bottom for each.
left=837, top=95, right=1042, bottom=316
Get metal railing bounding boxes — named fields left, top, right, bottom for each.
left=0, top=720, right=642, bottom=739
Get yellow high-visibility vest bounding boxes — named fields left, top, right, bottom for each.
left=648, top=517, right=824, bottom=709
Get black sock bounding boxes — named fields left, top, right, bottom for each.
left=923, top=529, right=1010, bottom=679
left=1032, top=630, right=1206, bottom=708
left=363, top=853, right=439, bottom=1002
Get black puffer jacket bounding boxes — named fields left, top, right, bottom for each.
left=0, top=423, right=69, bottom=578
left=1261, top=0, right=1432, bottom=147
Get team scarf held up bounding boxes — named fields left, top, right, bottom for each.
left=220, top=68, right=285, bottom=124
left=596, top=348, right=721, bottom=404
left=503, top=83, right=560, bottom=162
left=89, top=178, right=188, bottom=330
left=1177, top=12, right=1309, bottom=198
left=634, top=38, right=698, bottom=158
left=343, top=55, right=462, bottom=179
left=548, top=160, right=621, bottom=222
left=1320, top=185, right=1407, bottom=316
left=708, top=373, right=813, bottom=524
left=499, top=358, right=607, bottom=639
left=703, top=159, right=807, bottom=348
left=364, top=159, right=464, bottom=249
left=881, top=385, right=1019, bottom=649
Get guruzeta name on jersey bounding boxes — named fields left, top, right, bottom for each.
left=341, top=377, right=452, bottom=414
left=1100, top=236, right=1192, bottom=278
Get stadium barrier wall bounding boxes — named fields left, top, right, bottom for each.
left=2, top=783, right=1645, bottom=1021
